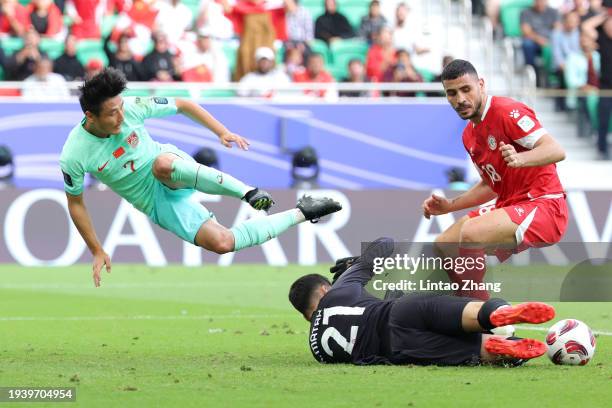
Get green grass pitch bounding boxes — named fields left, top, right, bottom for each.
left=0, top=264, right=611, bottom=407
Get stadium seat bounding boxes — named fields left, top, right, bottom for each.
left=40, top=38, right=64, bottom=60
left=587, top=95, right=612, bottom=131
left=340, top=3, right=370, bottom=30
left=302, top=0, right=325, bottom=20
left=276, top=43, right=285, bottom=65
left=415, top=67, right=435, bottom=82
left=101, top=14, right=118, bottom=38
left=222, top=42, right=239, bottom=78
left=182, top=0, right=201, bottom=19
left=499, top=0, right=533, bottom=38
left=327, top=38, right=368, bottom=79
left=1, top=37, right=24, bottom=56
left=0, top=65, right=4, bottom=81
left=201, top=89, right=237, bottom=98
left=122, top=89, right=151, bottom=97
left=309, top=38, right=331, bottom=66
left=76, top=39, right=108, bottom=66
left=154, top=88, right=192, bottom=97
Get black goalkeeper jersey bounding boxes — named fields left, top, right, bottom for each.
left=308, top=263, right=396, bottom=365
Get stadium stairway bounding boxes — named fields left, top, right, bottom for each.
left=440, top=1, right=611, bottom=190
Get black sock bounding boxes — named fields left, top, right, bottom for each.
left=477, top=298, right=510, bottom=331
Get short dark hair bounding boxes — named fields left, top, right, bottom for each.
left=288, top=274, right=331, bottom=316
left=78, top=67, right=127, bottom=115
left=440, top=59, right=479, bottom=81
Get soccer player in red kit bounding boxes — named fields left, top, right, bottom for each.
left=422, top=59, right=568, bottom=301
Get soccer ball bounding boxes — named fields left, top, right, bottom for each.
left=546, top=319, right=596, bottom=365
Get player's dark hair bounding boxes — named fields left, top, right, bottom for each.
left=78, top=67, right=127, bottom=115
left=288, top=274, right=331, bottom=317
left=440, top=59, right=479, bottom=81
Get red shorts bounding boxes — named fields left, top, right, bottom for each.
left=468, top=196, right=568, bottom=260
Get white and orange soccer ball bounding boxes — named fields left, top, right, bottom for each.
left=546, top=319, right=596, bottom=366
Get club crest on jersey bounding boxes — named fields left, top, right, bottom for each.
left=487, top=135, right=497, bottom=150
left=509, top=109, right=520, bottom=119
left=126, top=132, right=139, bottom=148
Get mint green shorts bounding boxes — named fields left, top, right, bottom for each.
left=148, top=144, right=214, bottom=244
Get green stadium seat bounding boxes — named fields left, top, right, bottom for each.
left=101, top=14, right=118, bottom=38
left=1, top=37, right=24, bottom=56
left=328, top=38, right=368, bottom=79
left=0, top=65, right=4, bottom=81
left=328, top=64, right=347, bottom=81
left=310, top=39, right=331, bottom=66
left=276, top=43, right=285, bottom=65
left=222, top=42, right=239, bottom=77
left=329, top=38, right=368, bottom=56
left=182, top=0, right=201, bottom=19
left=341, top=4, right=369, bottom=31
left=415, top=67, right=435, bottom=82
left=122, top=89, right=151, bottom=97
left=76, top=39, right=108, bottom=66
left=302, top=0, right=324, bottom=18
left=154, top=88, right=192, bottom=98
left=499, top=0, right=533, bottom=38
left=40, top=38, right=64, bottom=60
left=201, top=89, right=237, bottom=98
left=587, top=94, right=612, bottom=131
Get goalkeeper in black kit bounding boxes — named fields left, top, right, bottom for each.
left=288, top=238, right=555, bottom=366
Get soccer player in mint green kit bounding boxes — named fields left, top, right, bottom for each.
left=60, top=68, right=342, bottom=287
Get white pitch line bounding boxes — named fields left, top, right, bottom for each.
left=0, top=282, right=287, bottom=289
left=0, top=314, right=293, bottom=322
left=518, top=325, right=612, bottom=337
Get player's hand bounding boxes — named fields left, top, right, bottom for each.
left=500, top=142, right=524, bottom=168
left=330, top=256, right=359, bottom=283
left=92, top=251, right=111, bottom=287
left=422, top=194, right=451, bottom=219
left=219, top=132, right=250, bottom=150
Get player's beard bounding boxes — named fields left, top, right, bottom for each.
left=465, top=95, right=483, bottom=121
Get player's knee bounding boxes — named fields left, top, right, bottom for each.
left=434, top=231, right=456, bottom=257
left=152, top=154, right=176, bottom=180
left=210, top=232, right=235, bottom=254
left=459, top=220, right=480, bottom=244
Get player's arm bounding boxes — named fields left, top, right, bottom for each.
left=66, top=193, right=111, bottom=287
left=174, top=98, right=250, bottom=150
left=422, top=180, right=497, bottom=219
left=499, top=134, right=565, bottom=168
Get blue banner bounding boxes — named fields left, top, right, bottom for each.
left=0, top=101, right=467, bottom=189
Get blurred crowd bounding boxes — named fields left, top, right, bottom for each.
left=0, top=0, right=452, bottom=98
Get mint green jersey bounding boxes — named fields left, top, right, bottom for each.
left=60, top=96, right=178, bottom=215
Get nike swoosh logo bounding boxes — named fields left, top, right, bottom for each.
left=98, top=160, right=110, bottom=172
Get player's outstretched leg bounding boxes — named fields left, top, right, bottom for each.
left=165, top=155, right=274, bottom=211
left=229, top=195, right=342, bottom=252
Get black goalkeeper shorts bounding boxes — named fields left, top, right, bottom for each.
left=387, top=293, right=482, bottom=366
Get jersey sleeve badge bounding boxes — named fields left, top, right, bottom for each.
left=517, top=116, right=536, bottom=133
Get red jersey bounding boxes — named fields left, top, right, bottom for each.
left=462, top=96, right=565, bottom=207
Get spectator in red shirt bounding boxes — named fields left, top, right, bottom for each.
left=293, top=52, right=334, bottom=97
left=67, top=0, right=101, bottom=39
left=0, top=0, right=29, bottom=37
left=366, top=26, right=396, bottom=82
left=26, top=0, right=63, bottom=38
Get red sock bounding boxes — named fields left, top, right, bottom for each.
left=454, top=247, right=489, bottom=300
